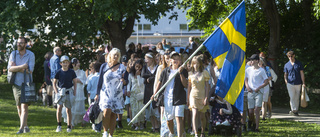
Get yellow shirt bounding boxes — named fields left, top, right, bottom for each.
left=188, top=70, right=210, bottom=99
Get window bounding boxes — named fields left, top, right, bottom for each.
left=143, top=24, right=151, bottom=31
left=180, top=24, right=188, bottom=30
left=135, top=24, right=142, bottom=31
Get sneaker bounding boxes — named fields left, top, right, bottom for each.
left=221, top=120, right=230, bottom=126
left=190, top=130, right=195, bottom=135
left=254, top=129, right=260, bottom=132
left=102, top=132, right=108, bottom=137
left=56, top=126, right=62, bottom=132
left=289, top=111, right=294, bottom=115
left=16, top=129, right=24, bottom=134
left=135, top=126, right=139, bottom=130
left=294, top=112, right=299, bottom=116
left=66, top=128, right=72, bottom=132
left=24, top=126, right=30, bottom=133
left=169, top=132, right=175, bottom=137
left=127, top=118, right=131, bottom=123
left=95, top=130, right=101, bottom=133
left=216, top=121, right=221, bottom=126
left=92, top=124, right=95, bottom=130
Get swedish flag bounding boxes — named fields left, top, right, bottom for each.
left=203, top=1, right=246, bottom=112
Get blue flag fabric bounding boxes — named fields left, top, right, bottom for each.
left=203, top=1, right=246, bottom=112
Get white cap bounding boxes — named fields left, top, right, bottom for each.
left=170, top=51, right=180, bottom=58
left=60, top=55, right=70, bottom=62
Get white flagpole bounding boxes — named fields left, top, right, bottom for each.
left=128, top=44, right=204, bottom=125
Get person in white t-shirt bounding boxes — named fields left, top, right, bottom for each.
left=245, top=54, right=268, bottom=132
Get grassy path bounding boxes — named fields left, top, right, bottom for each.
left=1, top=82, right=320, bottom=136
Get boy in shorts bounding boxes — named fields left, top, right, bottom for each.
left=53, top=55, right=77, bottom=133
left=153, top=51, right=188, bottom=137
left=245, top=54, right=268, bottom=132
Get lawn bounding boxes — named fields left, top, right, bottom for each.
left=1, top=81, right=320, bottom=137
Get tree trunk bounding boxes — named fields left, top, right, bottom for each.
left=102, top=16, right=136, bottom=56
left=258, top=0, right=281, bottom=74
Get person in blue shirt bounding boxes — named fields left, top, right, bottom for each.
left=162, top=38, right=171, bottom=51
left=87, top=62, right=102, bottom=132
left=284, top=51, right=305, bottom=116
left=50, top=47, right=62, bottom=108
left=8, top=36, right=35, bottom=134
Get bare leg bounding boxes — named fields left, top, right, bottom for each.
left=200, top=112, right=206, bottom=134
left=102, top=108, right=112, bottom=132
left=192, top=108, right=199, bottom=135
left=176, top=116, right=184, bottom=137
left=254, top=107, right=261, bottom=130
left=109, top=112, right=117, bottom=136
left=128, top=105, right=132, bottom=119
left=19, top=104, right=29, bottom=129
left=267, top=96, right=272, bottom=118
left=167, top=119, right=174, bottom=134
left=66, top=107, right=72, bottom=126
left=262, top=102, right=268, bottom=119
left=57, top=104, right=63, bottom=123
left=150, top=116, right=156, bottom=130
left=17, top=105, right=21, bottom=118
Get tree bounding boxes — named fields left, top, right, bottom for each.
left=25, top=0, right=178, bottom=55
left=180, top=0, right=281, bottom=72
left=1, top=0, right=178, bottom=55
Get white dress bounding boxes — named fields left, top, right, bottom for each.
left=62, top=69, right=87, bottom=126
left=99, top=64, right=126, bottom=114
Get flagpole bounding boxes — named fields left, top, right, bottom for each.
left=128, top=44, right=204, bottom=125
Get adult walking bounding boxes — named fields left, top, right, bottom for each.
left=95, top=48, right=126, bottom=137
left=50, top=47, right=62, bottom=107
left=7, top=36, right=35, bottom=134
left=284, top=51, right=305, bottom=116
left=187, top=36, right=198, bottom=55
left=43, top=52, right=53, bottom=106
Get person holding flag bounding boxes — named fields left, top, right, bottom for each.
left=152, top=51, right=188, bottom=137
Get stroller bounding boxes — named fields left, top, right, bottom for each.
left=208, top=94, right=242, bottom=136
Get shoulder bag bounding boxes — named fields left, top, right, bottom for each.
left=7, top=50, right=17, bottom=84
left=21, top=68, right=36, bottom=103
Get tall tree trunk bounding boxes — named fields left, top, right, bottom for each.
left=259, top=0, right=280, bottom=74
left=103, top=16, right=136, bottom=56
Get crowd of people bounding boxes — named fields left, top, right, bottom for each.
left=7, top=36, right=306, bottom=137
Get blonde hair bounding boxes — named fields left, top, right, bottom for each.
left=190, top=56, right=204, bottom=73
left=107, top=48, right=121, bottom=64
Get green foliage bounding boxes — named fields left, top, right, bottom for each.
left=181, top=0, right=320, bottom=104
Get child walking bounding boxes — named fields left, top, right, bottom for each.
left=87, top=62, right=102, bottom=132
left=245, top=54, right=268, bottom=132
left=188, top=56, right=210, bottom=137
left=127, top=59, right=145, bottom=130
left=53, top=55, right=77, bottom=132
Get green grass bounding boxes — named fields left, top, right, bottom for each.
left=1, top=82, right=320, bottom=136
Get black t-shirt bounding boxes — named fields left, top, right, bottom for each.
left=55, top=69, right=77, bottom=89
